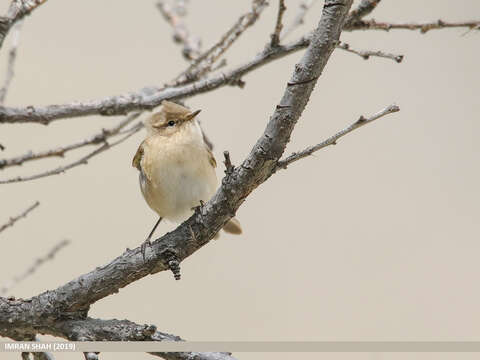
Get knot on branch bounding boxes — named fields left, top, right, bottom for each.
left=394, top=55, right=404, bottom=63
left=142, top=324, right=157, bottom=338
left=356, top=115, right=367, bottom=124
left=24, top=105, right=49, bottom=125
left=0, top=17, right=10, bottom=33
left=228, top=77, right=245, bottom=88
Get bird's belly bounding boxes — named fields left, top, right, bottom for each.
left=141, top=160, right=217, bottom=222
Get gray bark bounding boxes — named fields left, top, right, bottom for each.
left=0, top=35, right=310, bottom=125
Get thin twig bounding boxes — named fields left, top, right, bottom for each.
left=270, top=0, right=286, bottom=47
left=0, top=201, right=39, bottom=234
left=0, top=0, right=47, bottom=51
left=223, top=150, right=234, bottom=175
left=281, top=0, right=319, bottom=40
left=343, top=0, right=381, bottom=28
left=156, top=0, right=201, bottom=61
left=276, top=104, right=400, bottom=170
left=0, top=30, right=406, bottom=126
left=0, top=239, right=70, bottom=295
left=337, top=41, right=403, bottom=63
left=0, top=20, right=22, bottom=104
left=0, top=112, right=140, bottom=170
left=0, top=14, right=475, bottom=126
left=173, top=0, right=268, bottom=85
left=0, top=124, right=142, bottom=184
left=0, top=33, right=312, bottom=125
left=345, top=19, right=480, bottom=33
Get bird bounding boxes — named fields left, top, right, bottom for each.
left=132, top=100, right=242, bottom=258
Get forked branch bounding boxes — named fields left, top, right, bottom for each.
left=0, top=122, right=142, bottom=184
left=0, top=113, right=140, bottom=170
left=0, top=0, right=47, bottom=50
left=277, top=104, right=400, bottom=170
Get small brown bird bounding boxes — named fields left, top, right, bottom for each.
left=132, top=101, right=242, bottom=253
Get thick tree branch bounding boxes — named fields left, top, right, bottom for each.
left=0, top=201, right=39, bottom=234
left=345, top=19, right=480, bottom=32
left=60, top=318, right=237, bottom=360
left=0, top=1, right=353, bottom=342
left=155, top=352, right=236, bottom=360
left=0, top=0, right=47, bottom=51
left=337, top=41, right=403, bottom=63
left=0, top=34, right=310, bottom=125
left=276, top=104, right=400, bottom=170
left=2, top=316, right=235, bottom=360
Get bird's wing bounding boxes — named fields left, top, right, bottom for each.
left=132, top=141, right=145, bottom=171
left=133, top=140, right=155, bottom=183
left=206, top=146, right=217, bottom=168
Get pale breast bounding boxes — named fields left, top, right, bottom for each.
left=140, top=138, right=218, bottom=222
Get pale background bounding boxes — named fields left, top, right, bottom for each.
left=0, top=0, right=479, bottom=359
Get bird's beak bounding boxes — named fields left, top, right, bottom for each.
left=184, top=109, right=201, bottom=121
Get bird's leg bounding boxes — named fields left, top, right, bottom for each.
left=142, top=217, right=162, bottom=261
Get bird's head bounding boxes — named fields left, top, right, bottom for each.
left=145, top=100, right=201, bottom=137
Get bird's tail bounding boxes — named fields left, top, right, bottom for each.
left=222, top=217, right=242, bottom=235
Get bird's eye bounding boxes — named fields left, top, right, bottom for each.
left=167, top=120, right=175, bottom=127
